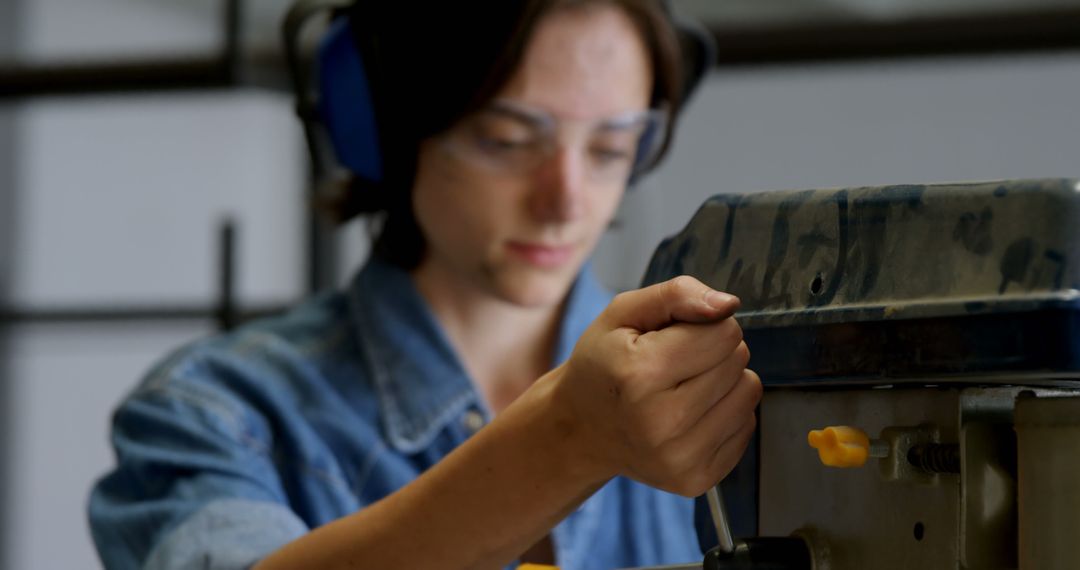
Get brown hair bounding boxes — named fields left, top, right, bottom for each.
left=331, top=0, right=688, bottom=270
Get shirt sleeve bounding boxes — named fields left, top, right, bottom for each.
left=142, top=499, right=307, bottom=570
left=88, top=353, right=310, bottom=570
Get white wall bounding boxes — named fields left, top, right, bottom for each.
left=12, top=93, right=305, bottom=308
left=4, top=322, right=210, bottom=570
left=3, top=91, right=307, bottom=570
left=593, top=51, right=1080, bottom=291
left=3, top=0, right=308, bottom=567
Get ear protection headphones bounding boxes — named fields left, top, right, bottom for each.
left=284, top=0, right=715, bottom=190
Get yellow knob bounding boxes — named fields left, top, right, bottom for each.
left=516, top=566, right=559, bottom=570
left=808, top=426, right=871, bottom=468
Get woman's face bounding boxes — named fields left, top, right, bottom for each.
left=411, top=3, right=654, bottom=308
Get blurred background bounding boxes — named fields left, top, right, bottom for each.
left=1, top=0, right=1079, bottom=567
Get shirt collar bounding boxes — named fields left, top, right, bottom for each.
left=347, top=257, right=612, bottom=454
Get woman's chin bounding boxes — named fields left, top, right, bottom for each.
left=492, top=268, right=578, bottom=309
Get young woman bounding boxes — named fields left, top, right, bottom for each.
left=88, top=1, right=761, bottom=569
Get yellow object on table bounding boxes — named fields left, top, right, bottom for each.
left=807, top=425, right=871, bottom=467
left=516, top=565, right=559, bottom=570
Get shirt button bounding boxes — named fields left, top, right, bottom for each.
left=463, top=410, right=486, bottom=434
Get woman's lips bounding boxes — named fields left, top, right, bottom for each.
left=506, top=241, right=576, bottom=268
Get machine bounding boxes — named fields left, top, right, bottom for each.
left=639, top=178, right=1080, bottom=570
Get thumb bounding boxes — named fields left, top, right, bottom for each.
left=605, top=276, right=740, bottom=333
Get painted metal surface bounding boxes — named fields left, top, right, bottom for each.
left=643, top=178, right=1080, bottom=386
left=1015, top=394, right=1080, bottom=570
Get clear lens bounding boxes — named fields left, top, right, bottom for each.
left=441, top=102, right=669, bottom=184
left=629, top=107, right=669, bottom=177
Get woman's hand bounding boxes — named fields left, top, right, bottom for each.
left=551, top=275, right=761, bottom=496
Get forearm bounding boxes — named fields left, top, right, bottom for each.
left=254, top=367, right=613, bottom=570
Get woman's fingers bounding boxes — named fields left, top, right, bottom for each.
left=653, top=369, right=762, bottom=495
left=661, top=341, right=752, bottom=434
left=603, top=276, right=739, bottom=333
left=704, top=410, right=759, bottom=491
left=628, top=318, right=745, bottom=391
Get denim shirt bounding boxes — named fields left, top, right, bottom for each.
left=88, top=259, right=701, bottom=570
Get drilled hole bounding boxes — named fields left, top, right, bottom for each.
left=913, top=522, right=925, bottom=541
left=809, top=274, right=825, bottom=296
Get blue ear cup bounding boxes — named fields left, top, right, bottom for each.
left=316, top=16, right=382, bottom=182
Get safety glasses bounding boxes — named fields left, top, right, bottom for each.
left=440, top=99, right=669, bottom=184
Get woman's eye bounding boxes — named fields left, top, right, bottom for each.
left=590, top=146, right=634, bottom=163
left=478, top=136, right=530, bottom=151
left=471, top=117, right=537, bottom=153
left=590, top=130, right=638, bottom=164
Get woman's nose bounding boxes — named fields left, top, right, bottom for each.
left=528, top=147, right=586, bottom=222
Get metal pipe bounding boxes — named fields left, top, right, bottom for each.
left=709, top=7, right=1080, bottom=66
left=223, top=0, right=243, bottom=82
left=0, top=305, right=285, bottom=325
left=0, top=1, right=19, bottom=565
left=217, top=217, right=237, bottom=331
left=0, top=59, right=232, bottom=100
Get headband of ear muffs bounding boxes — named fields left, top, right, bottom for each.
left=311, top=1, right=715, bottom=187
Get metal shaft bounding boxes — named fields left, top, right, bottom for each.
left=706, top=486, right=735, bottom=554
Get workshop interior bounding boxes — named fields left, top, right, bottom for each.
left=3, top=0, right=1080, bottom=568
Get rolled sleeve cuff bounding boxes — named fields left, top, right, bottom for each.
left=143, top=500, right=308, bottom=570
